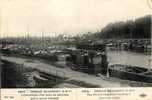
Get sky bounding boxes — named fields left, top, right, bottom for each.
left=0, top=0, right=152, bottom=37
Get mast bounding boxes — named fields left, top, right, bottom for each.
left=27, top=24, right=30, bottom=40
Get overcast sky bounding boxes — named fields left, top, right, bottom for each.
left=0, top=0, right=151, bottom=37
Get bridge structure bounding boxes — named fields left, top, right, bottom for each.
left=97, top=39, right=152, bottom=53
left=100, top=38, right=151, bottom=44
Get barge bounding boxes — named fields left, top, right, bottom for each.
left=108, top=64, right=152, bottom=83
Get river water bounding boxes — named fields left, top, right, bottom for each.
left=107, top=50, right=151, bottom=69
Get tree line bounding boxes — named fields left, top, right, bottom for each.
left=94, top=15, right=151, bottom=39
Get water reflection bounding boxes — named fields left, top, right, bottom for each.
left=107, top=50, right=151, bottom=68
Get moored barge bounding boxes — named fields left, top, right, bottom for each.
left=108, top=64, right=152, bottom=83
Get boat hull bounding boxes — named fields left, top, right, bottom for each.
left=109, top=64, right=152, bottom=83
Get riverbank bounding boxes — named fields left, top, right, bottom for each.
left=1, top=56, right=152, bottom=88
left=1, top=60, right=70, bottom=88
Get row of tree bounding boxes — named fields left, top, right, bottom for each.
left=94, top=15, right=151, bottom=39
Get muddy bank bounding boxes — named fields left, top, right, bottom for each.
left=1, top=60, right=66, bottom=88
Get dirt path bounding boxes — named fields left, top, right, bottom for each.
left=2, top=56, right=129, bottom=87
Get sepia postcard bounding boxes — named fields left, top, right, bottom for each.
left=0, top=0, right=152, bottom=100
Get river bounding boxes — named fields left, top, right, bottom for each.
left=107, top=49, right=151, bottom=69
